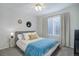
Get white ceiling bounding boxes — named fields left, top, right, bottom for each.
left=0, top=3, right=73, bottom=16
left=37, top=3, right=73, bottom=15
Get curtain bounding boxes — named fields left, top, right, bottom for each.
left=61, top=12, right=70, bottom=47
left=41, top=12, right=70, bottom=47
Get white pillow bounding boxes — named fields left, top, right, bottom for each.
left=17, top=34, right=24, bottom=40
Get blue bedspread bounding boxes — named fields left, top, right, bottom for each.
left=24, top=38, right=58, bottom=56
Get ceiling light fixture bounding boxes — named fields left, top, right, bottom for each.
left=35, top=3, right=44, bottom=11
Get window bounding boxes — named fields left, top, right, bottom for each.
left=48, top=15, right=61, bottom=36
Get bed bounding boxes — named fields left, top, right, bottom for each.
left=15, top=31, right=60, bottom=56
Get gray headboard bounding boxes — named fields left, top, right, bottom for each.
left=15, top=31, right=35, bottom=43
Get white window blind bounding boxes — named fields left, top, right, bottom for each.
left=48, top=15, right=61, bottom=36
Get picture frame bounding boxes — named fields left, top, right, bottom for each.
left=18, top=19, right=22, bottom=24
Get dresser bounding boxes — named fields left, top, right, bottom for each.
left=74, top=30, right=79, bottom=55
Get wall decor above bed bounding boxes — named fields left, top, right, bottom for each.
left=26, top=21, right=32, bottom=28
left=18, top=19, right=22, bottom=24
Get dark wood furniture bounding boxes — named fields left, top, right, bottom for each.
left=74, top=30, right=79, bottom=56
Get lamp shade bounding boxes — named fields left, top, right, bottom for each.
left=11, top=32, right=14, bottom=36
left=35, top=3, right=44, bottom=11
left=9, top=32, right=15, bottom=39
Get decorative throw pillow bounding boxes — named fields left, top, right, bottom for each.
left=28, top=32, right=39, bottom=40
left=28, top=34, right=33, bottom=40
left=33, top=32, right=39, bottom=38
left=23, top=33, right=30, bottom=40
